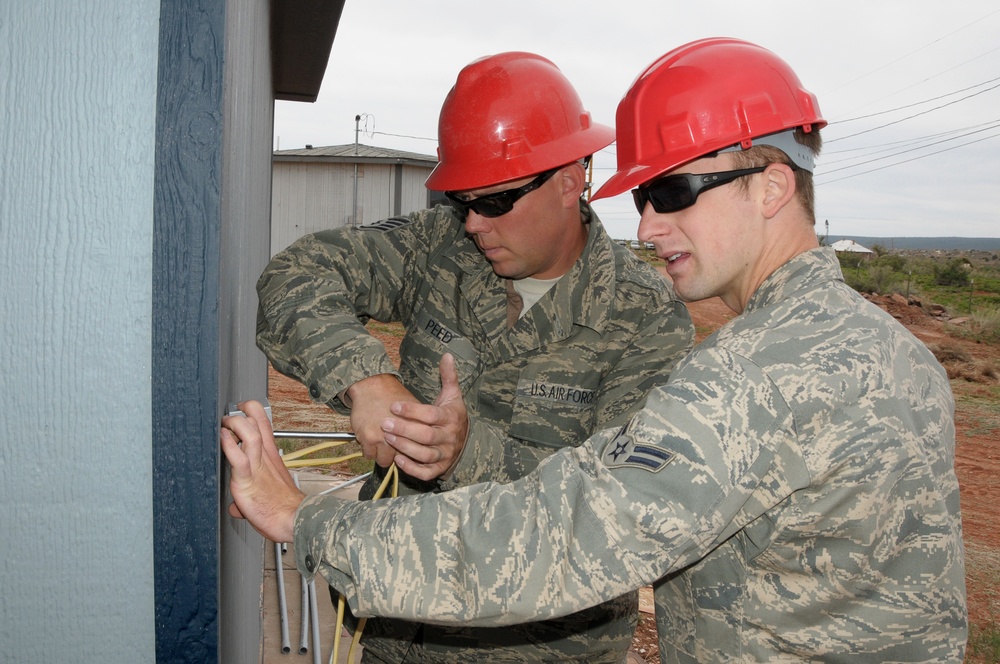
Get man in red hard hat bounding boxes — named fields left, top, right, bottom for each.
left=255, top=52, right=693, bottom=663
left=229, top=39, right=967, bottom=661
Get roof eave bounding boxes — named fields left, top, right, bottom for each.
left=271, top=0, right=347, bottom=103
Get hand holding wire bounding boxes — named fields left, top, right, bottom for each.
left=346, top=374, right=421, bottom=466
left=380, top=353, right=469, bottom=481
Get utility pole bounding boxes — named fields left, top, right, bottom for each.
left=352, top=114, right=360, bottom=227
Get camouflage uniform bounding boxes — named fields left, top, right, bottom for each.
left=257, top=201, right=694, bottom=662
left=293, top=248, right=967, bottom=662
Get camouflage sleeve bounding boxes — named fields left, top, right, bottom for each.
left=441, top=286, right=694, bottom=488
left=255, top=209, right=457, bottom=407
left=294, top=346, right=799, bottom=626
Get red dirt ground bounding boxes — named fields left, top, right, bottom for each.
left=268, top=294, right=1000, bottom=662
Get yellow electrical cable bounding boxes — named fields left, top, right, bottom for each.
left=281, top=439, right=354, bottom=462
left=332, top=463, right=398, bottom=664
left=283, top=453, right=363, bottom=469
left=275, top=430, right=379, bottom=662
left=332, top=590, right=346, bottom=663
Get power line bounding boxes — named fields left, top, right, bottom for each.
left=370, top=130, right=437, bottom=143
left=826, top=8, right=1000, bottom=96
left=835, top=45, right=1000, bottom=118
left=820, top=121, right=1000, bottom=174
left=834, top=75, right=1000, bottom=125
left=817, top=129, right=1000, bottom=184
left=827, top=81, right=1000, bottom=143
left=823, top=120, right=1000, bottom=162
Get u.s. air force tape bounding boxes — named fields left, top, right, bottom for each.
left=603, top=424, right=675, bottom=473
left=516, top=379, right=596, bottom=409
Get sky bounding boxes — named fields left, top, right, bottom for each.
left=274, top=1, right=1000, bottom=241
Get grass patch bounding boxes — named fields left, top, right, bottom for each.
left=949, top=309, right=1000, bottom=344
left=954, top=384, right=1000, bottom=437
left=969, top=624, right=1000, bottom=662
left=965, top=543, right=1000, bottom=663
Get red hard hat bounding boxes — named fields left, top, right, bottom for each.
left=593, top=38, right=826, bottom=201
left=425, top=52, right=615, bottom=192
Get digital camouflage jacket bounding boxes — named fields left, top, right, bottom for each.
left=257, top=201, right=694, bottom=662
left=293, top=248, right=967, bottom=662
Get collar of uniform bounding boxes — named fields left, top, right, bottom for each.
left=505, top=201, right=616, bottom=347
left=546, top=200, right=616, bottom=334
left=743, top=247, right=842, bottom=315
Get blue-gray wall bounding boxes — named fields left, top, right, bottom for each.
left=154, top=0, right=272, bottom=661
left=0, top=1, right=161, bottom=660
left=1, top=1, right=325, bottom=660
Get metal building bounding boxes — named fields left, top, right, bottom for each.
left=271, top=144, right=439, bottom=254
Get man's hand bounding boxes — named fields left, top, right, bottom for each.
left=380, top=354, right=470, bottom=481
left=346, top=374, right=421, bottom=466
left=220, top=400, right=304, bottom=543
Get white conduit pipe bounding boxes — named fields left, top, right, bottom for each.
left=309, top=579, right=322, bottom=664
left=275, top=449, right=290, bottom=654
left=299, top=574, right=310, bottom=655
left=273, top=431, right=357, bottom=440
left=275, top=540, right=291, bottom=654
left=318, top=471, right=372, bottom=496
left=294, top=473, right=310, bottom=655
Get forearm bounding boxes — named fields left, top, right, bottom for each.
left=255, top=230, right=408, bottom=404
left=294, top=435, right=641, bottom=627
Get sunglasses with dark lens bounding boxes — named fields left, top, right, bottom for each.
left=631, top=166, right=768, bottom=215
left=446, top=168, right=559, bottom=219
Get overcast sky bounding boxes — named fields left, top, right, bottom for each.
left=274, top=1, right=1000, bottom=241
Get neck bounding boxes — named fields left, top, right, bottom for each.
left=727, top=220, right=818, bottom=314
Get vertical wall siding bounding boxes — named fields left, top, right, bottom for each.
left=153, top=0, right=225, bottom=661
left=0, top=2, right=160, bottom=660
left=218, top=0, right=273, bottom=659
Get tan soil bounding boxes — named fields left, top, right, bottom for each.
left=268, top=293, right=1000, bottom=662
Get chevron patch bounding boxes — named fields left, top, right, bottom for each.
left=361, top=216, right=414, bottom=232
left=603, top=426, right=675, bottom=473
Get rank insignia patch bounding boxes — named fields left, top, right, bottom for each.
left=361, top=216, right=414, bottom=232
left=603, top=426, right=675, bottom=473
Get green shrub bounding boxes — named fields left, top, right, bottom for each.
left=934, top=258, right=971, bottom=287
left=841, top=263, right=898, bottom=295
left=874, top=253, right=907, bottom=272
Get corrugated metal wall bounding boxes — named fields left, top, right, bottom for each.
left=270, top=161, right=434, bottom=255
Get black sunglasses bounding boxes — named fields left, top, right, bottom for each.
left=631, top=166, right=768, bottom=214
left=446, top=168, right=559, bottom=219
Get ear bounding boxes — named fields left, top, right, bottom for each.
left=760, top=163, right=797, bottom=219
left=559, top=162, right=587, bottom=208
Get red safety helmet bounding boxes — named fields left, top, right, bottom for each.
left=593, top=38, right=826, bottom=201
left=425, top=52, right=614, bottom=192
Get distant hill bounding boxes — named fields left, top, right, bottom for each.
left=825, top=237, right=1000, bottom=251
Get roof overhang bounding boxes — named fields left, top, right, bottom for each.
left=271, top=0, right=347, bottom=102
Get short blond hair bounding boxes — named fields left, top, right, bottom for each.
left=728, top=127, right=822, bottom=225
